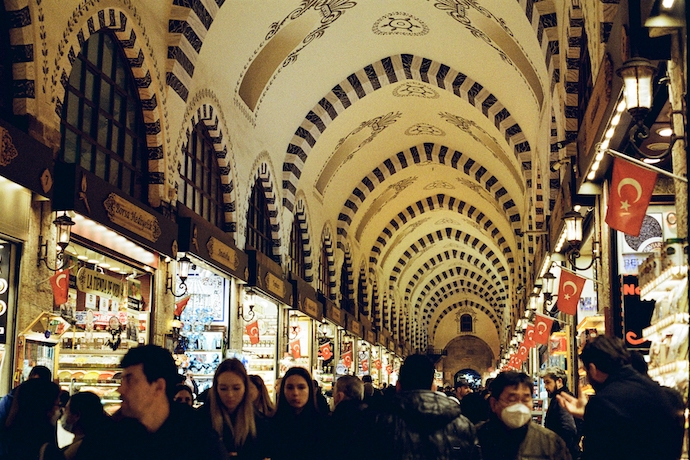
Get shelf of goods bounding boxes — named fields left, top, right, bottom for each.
left=639, top=243, right=688, bottom=401
left=243, top=339, right=276, bottom=396
left=576, top=315, right=605, bottom=396
left=58, top=344, right=129, bottom=414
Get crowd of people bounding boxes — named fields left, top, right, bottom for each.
left=0, top=335, right=684, bottom=459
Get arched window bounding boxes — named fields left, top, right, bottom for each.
left=289, top=217, right=306, bottom=279
left=180, top=123, right=224, bottom=227
left=246, top=181, right=274, bottom=260
left=460, top=314, right=473, bottom=332
left=339, top=260, right=353, bottom=314
left=318, top=245, right=331, bottom=298
left=60, top=31, right=148, bottom=202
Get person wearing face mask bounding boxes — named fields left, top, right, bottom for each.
left=477, top=370, right=571, bottom=460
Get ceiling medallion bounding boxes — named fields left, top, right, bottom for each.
left=373, top=12, right=429, bottom=36
left=405, top=123, right=445, bottom=136
left=393, top=82, right=439, bottom=99
left=424, top=180, right=455, bottom=190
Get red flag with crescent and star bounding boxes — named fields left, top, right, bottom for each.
left=289, top=339, right=301, bottom=359
left=245, top=320, right=260, bottom=345
left=557, top=270, right=586, bottom=315
left=524, top=324, right=536, bottom=349
left=319, top=342, right=333, bottom=360
left=386, top=364, right=393, bottom=374
left=605, top=157, right=657, bottom=236
left=534, top=313, right=554, bottom=345
left=49, top=269, right=69, bottom=305
left=342, top=349, right=353, bottom=368
left=516, top=343, right=529, bottom=362
left=361, top=358, right=369, bottom=372
left=174, top=296, right=191, bottom=317
left=374, top=358, right=382, bottom=370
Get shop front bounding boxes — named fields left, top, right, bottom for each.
left=338, top=312, right=360, bottom=377
left=358, top=316, right=378, bottom=384
left=321, top=295, right=344, bottom=394
left=243, top=250, right=291, bottom=398
left=288, top=274, right=323, bottom=380
left=0, top=118, right=55, bottom=394
left=174, top=204, right=249, bottom=393
left=47, top=162, right=177, bottom=409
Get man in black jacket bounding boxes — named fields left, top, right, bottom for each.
left=362, top=354, right=481, bottom=460
left=540, top=367, right=581, bottom=459
left=557, top=336, right=680, bottom=460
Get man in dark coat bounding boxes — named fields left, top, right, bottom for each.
left=362, top=354, right=481, bottom=460
left=557, top=336, right=680, bottom=460
left=540, top=367, right=581, bottom=459
left=329, top=375, right=368, bottom=460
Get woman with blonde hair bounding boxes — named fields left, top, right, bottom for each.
left=197, top=358, right=270, bottom=459
left=248, top=375, right=275, bottom=417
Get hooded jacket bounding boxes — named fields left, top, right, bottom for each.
left=363, top=390, right=481, bottom=460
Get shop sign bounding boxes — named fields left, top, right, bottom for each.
left=76, top=267, right=123, bottom=299
left=292, top=274, right=323, bottom=321
left=207, top=236, right=240, bottom=271
left=622, top=275, right=655, bottom=349
left=347, top=318, right=361, bottom=337
left=367, top=330, right=376, bottom=344
left=266, top=272, right=286, bottom=299
left=104, top=193, right=162, bottom=243
left=325, top=301, right=343, bottom=327
left=0, top=119, right=54, bottom=198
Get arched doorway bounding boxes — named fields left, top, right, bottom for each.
left=454, top=368, right=482, bottom=390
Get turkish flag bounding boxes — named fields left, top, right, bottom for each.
left=289, top=339, right=301, bottom=359
left=342, top=349, right=353, bottom=367
left=509, top=354, right=520, bottom=369
left=524, top=324, right=536, bottom=348
left=174, top=296, right=191, bottom=317
left=361, top=358, right=369, bottom=372
left=605, top=157, right=657, bottom=236
left=534, top=314, right=554, bottom=345
left=374, top=358, right=382, bottom=370
left=386, top=364, right=393, bottom=374
left=516, top=343, right=529, bottom=362
left=558, top=270, right=586, bottom=315
left=245, top=320, right=260, bottom=345
left=319, top=342, right=333, bottom=360
left=49, top=269, right=69, bottom=305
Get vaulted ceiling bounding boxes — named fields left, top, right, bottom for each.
left=165, top=0, right=579, bottom=360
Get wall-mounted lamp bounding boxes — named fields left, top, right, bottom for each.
left=289, top=312, right=300, bottom=338
left=37, top=212, right=75, bottom=271
left=528, top=292, right=540, bottom=311
left=166, top=254, right=191, bottom=298
left=645, top=0, right=686, bottom=31
left=617, top=57, right=680, bottom=160
left=238, top=304, right=255, bottom=322
left=563, top=210, right=601, bottom=270
left=542, top=271, right=556, bottom=306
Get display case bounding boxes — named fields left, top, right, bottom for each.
left=14, top=313, right=70, bottom=386
left=179, top=328, right=225, bottom=393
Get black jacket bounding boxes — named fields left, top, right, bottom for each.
left=545, top=388, right=581, bottom=459
left=268, top=408, right=328, bottom=460
left=363, top=390, right=481, bottom=460
left=328, top=399, right=369, bottom=460
left=581, top=365, right=679, bottom=460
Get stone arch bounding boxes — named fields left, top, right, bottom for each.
left=431, top=299, right=501, bottom=344
left=418, top=273, right=504, bottom=318
left=180, top=98, right=238, bottom=235
left=282, top=54, right=532, bottom=213
left=50, top=7, right=169, bottom=207
left=389, top=227, right=510, bottom=287
left=403, top=249, right=507, bottom=305
left=293, top=196, right=314, bottom=283
left=443, top=334, right=497, bottom=376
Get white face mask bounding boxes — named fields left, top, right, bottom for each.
left=500, top=403, right=532, bottom=429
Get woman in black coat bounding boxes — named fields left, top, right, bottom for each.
left=269, top=367, right=327, bottom=460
